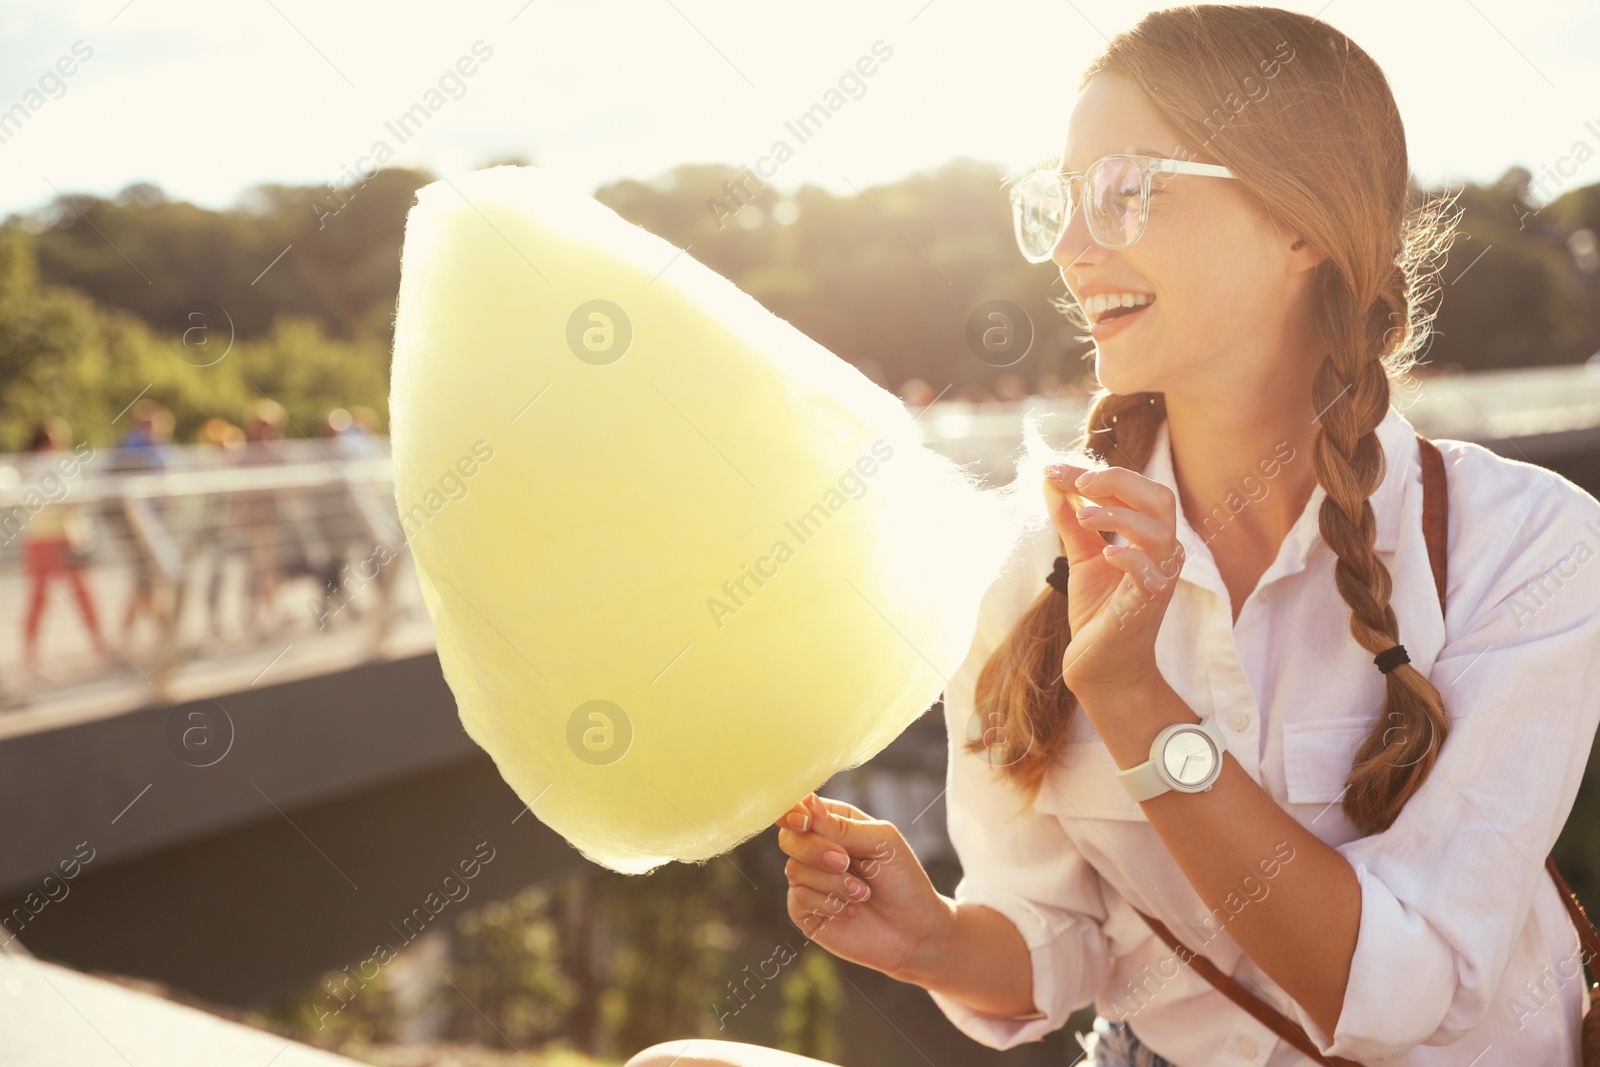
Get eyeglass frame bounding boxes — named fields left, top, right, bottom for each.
left=1010, top=153, right=1238, bottom=262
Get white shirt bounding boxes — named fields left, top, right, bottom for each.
left=930, top=404, right=1600, bottom=1065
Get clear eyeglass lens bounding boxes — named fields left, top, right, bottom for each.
left=1012, top=156, right=1147, bottom=261
left=1089, top=156, right=1144, bottom=247
left=1012, top=170, right=1068, bottom=262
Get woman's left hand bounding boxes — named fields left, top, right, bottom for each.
left=1042, top=463, right=1186, bottom=704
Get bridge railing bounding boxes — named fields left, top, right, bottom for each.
left=5, top=364, right=1600, bottom=712
left=0, top=436, right=418, bottom=709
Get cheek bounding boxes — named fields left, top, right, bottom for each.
left=1158, top=223, right=1279, bottom=332
left=1140, top=249, right=1223, bottom=340
left=1138, top=211, right=1218, bottom=303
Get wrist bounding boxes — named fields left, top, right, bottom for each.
left=1078, top=676, right=1199, bottom=772
left=894, top=893, right=958, bottom=987
left=1075, top=671, right=1173, bottom=724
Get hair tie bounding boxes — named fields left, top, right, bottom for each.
left=1374, top=644, right=1410, bottom=673
left=1046, top=556, right=1071, bottom=596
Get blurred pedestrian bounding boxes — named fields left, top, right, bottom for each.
left=1034, top=371, right=1067, bottom=398
left=993, top=373, right=1029, bottom=404
left=235, top=400, right=289, bottom=636
left=20, top=418, right=110, bottom=676
left=959, top=382, right=994, bottom=405
left=307, top=409, right=375, bottom=628
left=898, top=378, right=937, bottom=411
left=348, top=405, right=380, bottom=436
left=199, top=418, right=248, bottom=639
left=108, top=399, right=174, bottom=644
left=197, top=418, right=244, bottom=450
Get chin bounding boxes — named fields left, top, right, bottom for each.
left=1091, top=348, right=1161, bottom=398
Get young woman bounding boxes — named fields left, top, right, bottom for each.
left=628, top=6, right=1600, bottom=1065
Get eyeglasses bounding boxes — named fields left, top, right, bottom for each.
left=1009, top=154, right=1238, bottom=262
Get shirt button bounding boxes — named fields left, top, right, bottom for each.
left=1239, top=1036, right=1259, bottom=1058
left=1229, top=712, right=1251, bottom=732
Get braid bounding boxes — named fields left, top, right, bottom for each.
left=1313, top=263, right=1451, bottom=835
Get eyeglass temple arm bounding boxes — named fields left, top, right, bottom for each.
left=1152, top=159, right=1236, bottom=179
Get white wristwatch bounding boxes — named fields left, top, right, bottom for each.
left=1116, top=716, right=1228, bottom=801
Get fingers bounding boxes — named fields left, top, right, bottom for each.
left=773, top=792, right=868, bottom=833
left=775, top=801, right=812, bottom=833
left=788, top=884, right=858, bottom=935
left=781, top=797, right=877, bottom=936
left=775, top=795, right=855, bottom=875
left=1101, top=544, right=1162, bottom=588
left=1043, top=463, right=1135, bottom=510
left=1073, top=466, right=1177, bottom=527
left=785, top=854, right=873, bottom=904
left=791, top=793, right=881, bottom=855
left=1043, top=471, right=1110, bottom=563
left=807, top=793, right=871, bottom=821
left=776, top=823, right=853, bottom=875
left=1044, top=461, right=1180, bottom=572
left=1099, top=542, right=1185, bottom=608
left=775, top=794, right=903, bottom=892
left=1074, top=503, right=1171, bottom=554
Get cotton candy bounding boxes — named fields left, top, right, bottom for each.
left=388, top=165, right=1093, bottom=874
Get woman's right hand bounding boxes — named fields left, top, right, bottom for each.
left=773, top=793, right=953, bottom=984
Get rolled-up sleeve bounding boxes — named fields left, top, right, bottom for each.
left=927, top=550, right=1113, bottom=1049
left=1289, top=472, right=1600, bottom=1063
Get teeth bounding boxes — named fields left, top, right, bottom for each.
left=1084, top=291, right=1153, bottom=324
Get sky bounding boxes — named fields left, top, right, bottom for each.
left=0, top=0, right=1597, bottom=221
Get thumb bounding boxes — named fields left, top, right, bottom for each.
left=803, top=793, right=890, bottom=856
left=1043, top=465, right=1108, bottom=564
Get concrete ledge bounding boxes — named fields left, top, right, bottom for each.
left=0, top=949, right=359, bottom=1066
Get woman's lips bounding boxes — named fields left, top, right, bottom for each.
left=1090, top=300, right=1152, bottom=340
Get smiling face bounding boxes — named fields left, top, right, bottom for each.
left=1053, top=70, right=1323, bottom=402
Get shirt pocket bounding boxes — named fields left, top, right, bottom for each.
left=1281, top=715, right=1374, bottom=805
left=1033, top=741, right=1150, bottom=822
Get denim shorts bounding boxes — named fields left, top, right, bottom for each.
left=1076, top=1016, right=1181, bottom=1067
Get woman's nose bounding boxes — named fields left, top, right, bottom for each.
left=1053, top=204, right=1106, bottom=270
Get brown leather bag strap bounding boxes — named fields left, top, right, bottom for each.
left=1547, top=859, right=1600, bottom=976
left=1133, top=908, right=1365, bottom=1066
left=1416, top=434, right=1448, bottom=616
left=1416, top=434, right=1600, bottom=977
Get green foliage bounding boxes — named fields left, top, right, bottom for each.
left=19, top=169, right=433, bottom=342
left=594, top=158, right=1092, bottom=394
left=260, top=954, right=404, bottom=1046
left=3, top=161, right=1597, bottom=449
left=1427, top=170, right=1597, bottom=371
left=0, top=231, right=390, bottom=449
left=447, top=882, right=579, bottom=1047
left=775, top=948, right=842, bottom=1063
left=593, top=853, right=750, bottom=1057
left=263, top=842, right=777, bottom=1062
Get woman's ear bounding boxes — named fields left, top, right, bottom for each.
left=1263, top=212, right=1325, bottom=275
left=1288, top=233, right=1326, bottom=272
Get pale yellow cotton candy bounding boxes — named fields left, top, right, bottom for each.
left=388, top=165, right=1097, bottom=874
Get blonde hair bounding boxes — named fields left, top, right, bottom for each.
left=969, top=4, right=1460, bottom=835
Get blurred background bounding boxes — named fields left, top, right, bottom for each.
left=2, top=1, right=1600, bottom=1065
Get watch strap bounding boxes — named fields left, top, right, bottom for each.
left=1119, top=755, right=1170, bottom=801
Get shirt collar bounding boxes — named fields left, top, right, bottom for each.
left=1141, top=404, right=1417, bottom=578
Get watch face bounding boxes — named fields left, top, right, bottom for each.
left=1161, top=728, right=1218, bottom=786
